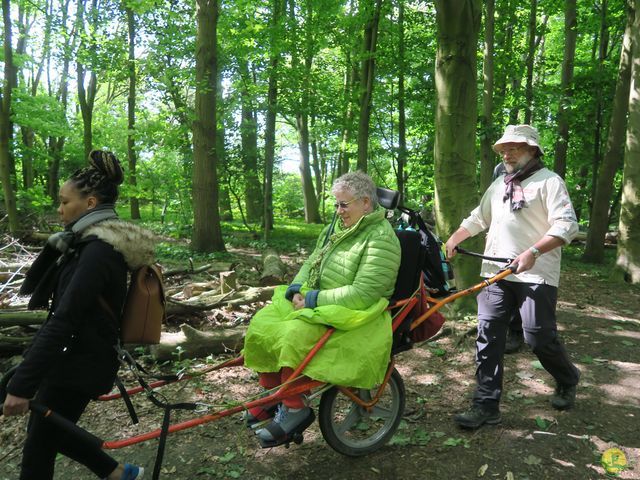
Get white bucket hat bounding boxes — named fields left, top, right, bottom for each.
left=492, top=124, right=544, bottom=156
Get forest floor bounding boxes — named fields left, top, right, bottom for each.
left=1, top=246, right=639, bottom=480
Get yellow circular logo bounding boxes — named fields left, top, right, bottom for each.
left=601, top=447, right=627, bottom=474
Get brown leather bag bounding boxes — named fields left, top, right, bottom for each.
left=100, top=264, right=166, bottom=344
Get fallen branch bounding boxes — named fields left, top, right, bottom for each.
left=164, top=262, right=235, bottom=278
left=0, top=310, right=48, bottom=327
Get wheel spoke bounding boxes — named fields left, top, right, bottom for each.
left=335, top=403, right=362, bottom=435
left=369, top=404, right=393, bottom=420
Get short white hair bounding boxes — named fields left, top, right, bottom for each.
left=331, top=171, right=378, bottom=208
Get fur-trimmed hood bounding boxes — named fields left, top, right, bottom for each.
left=82, top=220, right=156, bottom=270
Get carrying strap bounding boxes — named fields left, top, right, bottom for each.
left=114, top=375, right=139, bottom=425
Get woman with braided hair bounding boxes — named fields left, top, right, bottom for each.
left=3, top=150, right=151, bottom=479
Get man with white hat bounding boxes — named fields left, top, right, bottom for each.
left=445, top=124, right=581, bottom=429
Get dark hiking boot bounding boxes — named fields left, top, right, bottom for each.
left=504, top=330, right=524, bottom=354
left=454, top=405, right=501, bottom=429
left=550, top=384, right=577, bottom=410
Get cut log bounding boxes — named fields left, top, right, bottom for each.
left=219, top=271, right=238, bottom=293
left=149, top=324, right=246, bottom=361
left=260, top=249, right=287, bottom=286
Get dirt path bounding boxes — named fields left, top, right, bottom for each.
left=1, top=263, right=638, bottom=479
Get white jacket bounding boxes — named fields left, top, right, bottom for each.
left=461, top=168, right=578, bottom=287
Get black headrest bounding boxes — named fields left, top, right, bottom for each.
left=377, top=187, right=400, bottom=210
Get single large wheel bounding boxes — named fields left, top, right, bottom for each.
left=318, top=367, right=405, bottom=457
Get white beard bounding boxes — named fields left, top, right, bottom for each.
left=504, top=152, right=534, bottom=174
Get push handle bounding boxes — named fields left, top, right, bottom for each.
left=0, top=401, right=103, bottom=449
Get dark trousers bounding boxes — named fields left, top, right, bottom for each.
left=472, top=280, right=580, bottom=409
left=20, top=385, right=118, bottom=479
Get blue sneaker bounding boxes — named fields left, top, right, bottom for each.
left=121, top=464, right=144, bottom=480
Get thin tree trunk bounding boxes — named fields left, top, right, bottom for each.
left=239, top=61, right=262, bottom=223
left=479, top=0, right=495, bottom=193
left=522, top=0, right=537, bottom=124
left=356, top=0, right=383, bottom=172
left=48, top=0, right=73, bottom=202
left=310, top=117, right=322, bottom=197
left=584, top=0, right=633, bottom=263
left=337, top=60, right=358, bottom=176
left=192, top=0, right=225, bottom=252
left=217, top=72, right=233, bottom=221
left=293, top=0, right=321, bottom=223
left=433, top=0, right=482, bottom=312
left=589, top=0, right=609, bottom=205
left=263, top=0, right=283, bottom=240
left=76, top=0, right=98, bottom=161
left=0, top=0, right=19, bottom=233
left=126, top=6, right=140, bottom=219
left=553, top=0, right=577, bottom=178
left=396, top=0, right=407, bottom=201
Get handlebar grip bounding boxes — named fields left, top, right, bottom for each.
left=28, top=403, right=104, bottom=448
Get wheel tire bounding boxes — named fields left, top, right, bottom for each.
left=318, top=368, right=405, bottom=457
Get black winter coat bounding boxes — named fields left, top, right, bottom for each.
left=8, top=239, right=127, bottom=398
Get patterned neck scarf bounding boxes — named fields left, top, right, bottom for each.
left=20, top=205, right=118, bottom=309
left=503, top=157, right=544, bottom=211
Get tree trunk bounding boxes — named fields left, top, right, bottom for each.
left=126, top=6, right=140, bottom=220
left=310, top=118, right=323, bottom=198
left=356, top=0, right=383, bottom=172
left=297, top=110, right=321, bottom=223
left=48, top=1, right=73, bottom=202
left=0, top=0, right=19, bottom=233
left=263, top=0, right=283, bottom=240
left=584, top=0, right=634, bottom=263
left=217, top=73, right=233, bottom=221
left=396, top=0, right=407, bottom=201
left=433, top=0, right=482, bottom=312
left=616, top=0, right=640, bottom=283
left=337, top=60, right=358, bottom=176
left=76, top=0, right=98, bottom=161
left=553, top=0, right=577, bottom=178
left=192, top=0, right=225, bottom=252
left=479, top=0, right=495, bottom=193
left=239, top=61, right=263, bottom=223
left=293, top=0, right=321, bottom=224
left=523, top=0, right=537, bottom=124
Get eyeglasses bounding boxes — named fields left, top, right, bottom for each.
left=499, top=146, right=525, bottom=156
left=334, top=199, right=358, bottom=210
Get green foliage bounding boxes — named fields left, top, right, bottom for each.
left=1, top=0, right=630, bottom=260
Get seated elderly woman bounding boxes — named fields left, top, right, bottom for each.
left=243, top=171, right=401, bottom=446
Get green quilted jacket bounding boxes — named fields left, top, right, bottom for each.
left=295, top=207, right=401, bottom=309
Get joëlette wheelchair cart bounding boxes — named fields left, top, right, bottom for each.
left=0, top=188, right=516, bottom=479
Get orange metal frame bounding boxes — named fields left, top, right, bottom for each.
left=98, top=267, right=515, bottom=450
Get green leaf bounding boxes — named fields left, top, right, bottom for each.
left=621, top=340, right=634, bottom=346
left=389, top=434, right=411, bottom=446
left=580, top=355, right=594, bottom=364
left=535, top=416, right=548, bottom=430
left=217, top=452, right=236, bottom=464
